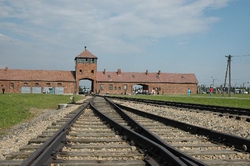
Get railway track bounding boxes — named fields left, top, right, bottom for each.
left=112, top=102, right=250, bottom=165
left=0, top=96, right=187, bottom=166
left=106, top=96, right=250, bottom=122
left=0, top=96, right=249, bottom=165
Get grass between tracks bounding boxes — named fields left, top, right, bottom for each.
left=0, top=93, right=84, bottom=131
left=115, top=94, right=250, bottom=109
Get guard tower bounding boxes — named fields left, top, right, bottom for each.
left=74, top=46, right=98, bottom=94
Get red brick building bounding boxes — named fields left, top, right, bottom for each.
left=0, top=48, right=198, bottom=95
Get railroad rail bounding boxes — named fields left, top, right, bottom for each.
left=105, top=98, right=250, bottom=165
left=0, top=96, right=193, bottom=166
left=0, top=96, right=249, bottom=165
left=106, top=96, right=250, bottom=121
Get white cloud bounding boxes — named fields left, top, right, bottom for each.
left=0, top=1, right=230, bottom=45
left=0, top=33, right=19, bottom=42
left=0, top=0, right=232, bottom=72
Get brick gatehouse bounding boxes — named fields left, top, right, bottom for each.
left=0, top=47, right=198, bottom=95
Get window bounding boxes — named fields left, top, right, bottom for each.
left=118, top=87, right=121, bottom=90
left=58, top=83, right=62, bottom=86
left=10, top=83, right=14, bottom=88
left=109, top=84, right=113, bottom=90
left=91, top=70, right=94, bottom=73
left=46, top=83, right=51, bottom=86
left=35, top=83, right=39, bottom=86
left=80, top=70, right=82, bottom=74
left=77, top=59, right=83, bottom=63
left=24, top=83, right=28, bottom=86
left=115, top=86, right=117, bottom=90
left=100, top=84, right=104, bottom=90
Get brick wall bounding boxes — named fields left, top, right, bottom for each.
left=75, top=62, right=97, bottom=94
left=0, top=80, right=75, bottom=94
left=96, top=82, right=197, bottom=95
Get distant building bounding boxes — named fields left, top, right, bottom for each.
left=0, top=48, right=198, bottom=95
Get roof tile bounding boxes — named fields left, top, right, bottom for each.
left=96, top=70, right=198, bottom=83
left=0, top=69, right=75, bottom=82
left=75, top=48, right=98, bottom=59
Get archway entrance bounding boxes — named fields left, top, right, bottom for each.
left=79, top=79, right=93, bottom=94
left=133, top=84, right=149, bottom=95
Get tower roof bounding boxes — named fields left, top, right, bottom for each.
left=75, top=47, right=98, bottom=60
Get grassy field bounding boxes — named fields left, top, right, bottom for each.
left=0, top=93, right=83, bottom=130
left=116, top=94, right=250, bottom=109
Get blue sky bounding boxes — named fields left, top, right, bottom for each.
left=0, top=0, right=249, bottom=88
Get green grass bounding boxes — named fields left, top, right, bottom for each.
left=115, top=94, right=250, bottom=109
left=0, top=93, right=84, bottom=130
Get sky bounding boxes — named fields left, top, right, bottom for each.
left=0, top=0, right=250, bottom=88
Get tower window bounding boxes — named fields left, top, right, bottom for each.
left=80, top=70, right=82, bottom=74
left=91, top=70, right=94, bottom=73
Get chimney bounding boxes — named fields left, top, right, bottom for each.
left=145, top=70, right=148, bottom=75
left=84, top=46, right=87, bottom=50
left=103, top=69, right=106, bottom=74
left=117, top=69, right=121, bottom=75
left=158, top=70, right=161, bottom=75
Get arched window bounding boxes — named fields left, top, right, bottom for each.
left=10, top=83, right=14, bottom=88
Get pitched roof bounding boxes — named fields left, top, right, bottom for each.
left=0, top=68, right=198, bottom=84
left=75, top=48, right=98, bottom=60
left=96, top=70, right=198, bottom=84
left=0, top=69, right=75, bottom=82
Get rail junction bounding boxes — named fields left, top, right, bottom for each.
left=0, top=95, right=249, bottom=165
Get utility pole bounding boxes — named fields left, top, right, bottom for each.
left=223, top=55, right=232, bottom=97
left=228, top=55, right=232, bottom=97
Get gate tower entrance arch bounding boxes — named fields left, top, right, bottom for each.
left=79, top=79, right=93, bottom=94
left=75, top=46, right=98, bottom=94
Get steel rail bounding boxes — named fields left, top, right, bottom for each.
left=105, top=97, right=207, bottom=166
left=114, top=102, right=250, bottom=153
left=90, top=97, right=188, bottom=166
left=107, top=96, right=250, bottom=116
left=20, top=103, right=89, bottom=166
